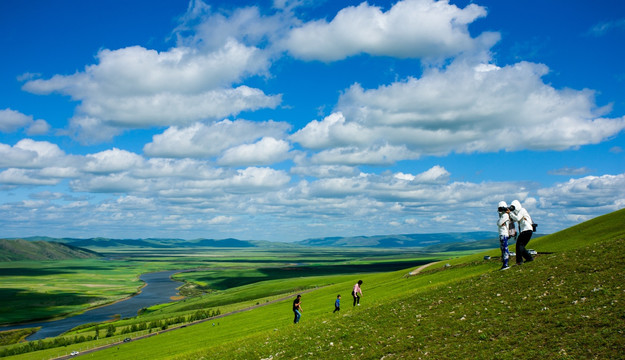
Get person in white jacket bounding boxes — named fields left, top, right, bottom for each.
left=507, top=200, right=534, bottom=264
left=497, top=201, right=511, bottom=270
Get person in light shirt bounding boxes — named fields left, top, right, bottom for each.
left=352, top=280, right=363, bottom=306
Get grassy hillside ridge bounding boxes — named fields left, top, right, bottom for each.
left=449, top=207, right=625, bottom=266
left=202, top=237, right=624, bottom=359
left=3, top=209, right=623, bottom=359
left=0, top=239, right=101, bottom=261
left=70, top=208, right=625, bottom=360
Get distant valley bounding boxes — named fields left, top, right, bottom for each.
left=5, top=231, right=504, bottom=250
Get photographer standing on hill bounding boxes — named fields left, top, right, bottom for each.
left=507, top=200, right=534, bottom=265
left=497, top=201, right=511, bottom=270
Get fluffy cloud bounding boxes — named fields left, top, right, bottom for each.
left=394, top=165, right=450, bottom=184
left=0, top=139, right=70, bottom=169
left=84, top=148, right=145, bottom=174
left=22, top=41, right=280, bottom=142
left=218, top=137, right=291, bottom=166
left=227, top=167, right=291, bottom=191
left=290, top=112, right=374, bottom=149
left=538, top=174, right=625, bottom=211
left=144, top=119, right=291, bottom=158
left=0, top=108, right=50, bottom=135
left=0, top=168, right=62, bottom=186
left=70, top=173, right=148, bottom=193
left=282, top=0, right=497, bottom=61
left=290, top=113, right=419, bottom=165
left=290, top=164, right=359, bottom=178
left=292, top=60, right=625, bottom=161
left=175, top=4, right=289, bottom=51
left=310, top=144, right=418, bottom=165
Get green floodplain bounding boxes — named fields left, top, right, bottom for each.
left=1, top=208, right=624, bottom=359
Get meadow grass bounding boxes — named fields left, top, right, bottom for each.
left=50, top=208, right=625, bottom=360
left=0, top=259, right=148, bottom=325
left=2, top=209, right=623, bottom=359
left=0, top=248, right=436, bottom=327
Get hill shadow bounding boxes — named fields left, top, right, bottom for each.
left=0, top=288, right=104, bottom=325
left=209, top=260, right=433, bottom=290
left=0, top=268, right=73, bottom=277
left=0, top=265, right=110, bottom=277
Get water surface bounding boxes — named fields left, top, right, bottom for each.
left=2, top=270, right=183, bottom=340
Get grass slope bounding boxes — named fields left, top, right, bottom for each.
left=5, top=209, right=624, bottom=359
left=0, top=239, right=100, bottom=261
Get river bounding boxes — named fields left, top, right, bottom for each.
left=1, top=270, right=184, bottom=340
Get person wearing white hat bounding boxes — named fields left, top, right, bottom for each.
left=497, top=201, right=511, bottom=270
left=508, top=200, right=534, bottom=265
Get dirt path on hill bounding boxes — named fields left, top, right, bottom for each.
left=407, top=261, right=441, bottom=276
left=52, top=287, right=322, bottom=359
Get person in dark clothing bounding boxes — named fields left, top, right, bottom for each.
left=293, top=294, right=302, bottom=323
left=507, top=200, right=535, bottom=265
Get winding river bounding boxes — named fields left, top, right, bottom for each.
left=2, top=270, right=184, bottom=340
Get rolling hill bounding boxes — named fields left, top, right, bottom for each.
left=68, top=208, right=623, bottom=359
left=0, top=239, right=101, bottom=261
left=2, top=208, right=624, bottom=359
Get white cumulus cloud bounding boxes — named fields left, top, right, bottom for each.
left=324, top=60, right=625, bottom=158
left=0, top=108, right=50, bottom=135
left=22, top=41, right=280, bottom=142
left=282, top=0, right=497, bottom=61
left=84, top=148, right=145, bottom=174
left=218, top=137, right=291, bottom=166
left=144, top=119, right=291, bottom=158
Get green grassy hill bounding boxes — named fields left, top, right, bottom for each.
left=0, top=239, right=101, bottom=261
left=4, top=209, right=624, bottom=359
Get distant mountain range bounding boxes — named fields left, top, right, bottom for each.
left=9, top=236, right=257, bottom=248
left=296, top=231, right=499, bottom=248
left=5, top=231, right=504, bottom=250
left=0, top=239, right=101, bottom=261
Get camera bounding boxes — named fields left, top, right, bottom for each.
left=508, top=205, right=515, bottom=211
left=497, top=206, right=507, bottom=212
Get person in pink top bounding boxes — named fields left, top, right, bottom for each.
left=352, top=280, right=363, bottom=306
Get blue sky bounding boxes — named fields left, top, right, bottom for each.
left=1, top=0, right=624, bottom=242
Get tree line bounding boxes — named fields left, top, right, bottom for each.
left=0, top=308, right=220, bottom=357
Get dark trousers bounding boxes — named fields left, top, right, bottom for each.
left=352, top=291, right=360, bottom=306
left=516, top=230, right=533, bottom=264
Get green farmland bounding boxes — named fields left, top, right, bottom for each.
left=1, top=208, right=624, bottom=359
left=0, top=246, right=444, bottom=328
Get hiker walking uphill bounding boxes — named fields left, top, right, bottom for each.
left=497, top=201, right=511, bottom=270
left=293, top=294, right=302, bottom=324
left=507, top=199, right=535, bottom=265
left=352, top=280, right=363, bottom=306
left=333, top=294, right=341, bottom=313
